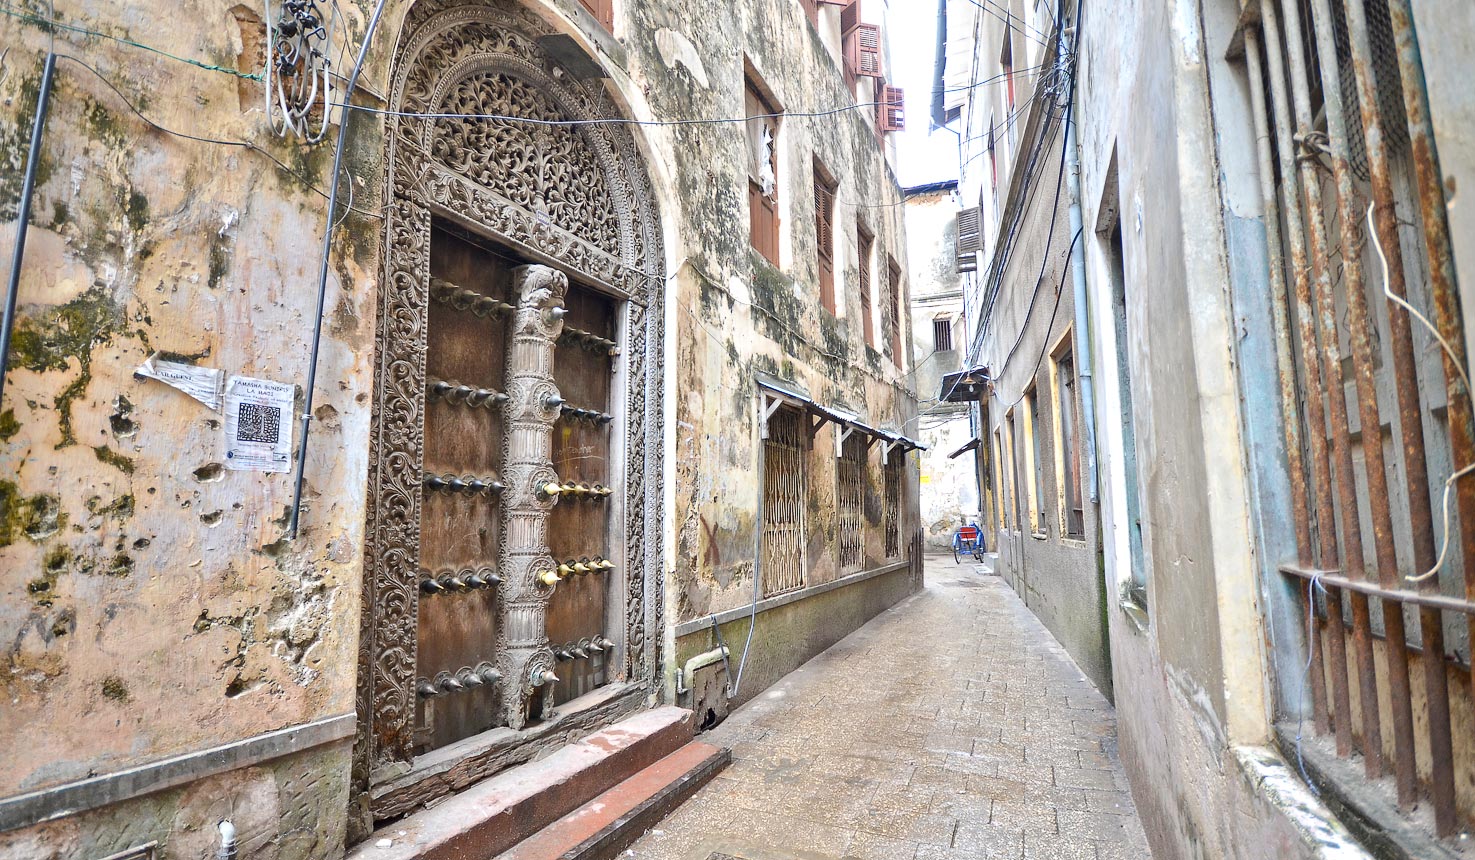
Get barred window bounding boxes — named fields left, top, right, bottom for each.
left=837, top=433, right=866, bottom=572
left=883, top=452, right=902, bottom=559
left=761, top=406, right=808, bottom=596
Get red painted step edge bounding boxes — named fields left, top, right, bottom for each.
left=497, top=741, right=731, bottom=860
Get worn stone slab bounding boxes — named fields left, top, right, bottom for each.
left=494, top=741, right=729, bottom=860
left=349, top=706, right=694, bottom=860
left=628, top=560, right=1152, bottom=860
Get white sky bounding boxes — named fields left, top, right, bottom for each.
left=890, top=2, right=960, bottom=188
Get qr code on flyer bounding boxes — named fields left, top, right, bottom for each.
left=236, top=401, right=282, bottom=444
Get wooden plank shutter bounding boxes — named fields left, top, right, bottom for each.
left=888, top=259, right=902, bottom=366
left=815, top=174, right=836, bottom=313
left=577, top=0, right=613, bottom=30
left=878, top=86, right=905, bottom=132
left=858, top=227, right=874, bottom=348
left=840, top=0, right=861, bottom=34
left=956, top=207, right=981, bottom=273
left=846, top=24, right=883, bottom=79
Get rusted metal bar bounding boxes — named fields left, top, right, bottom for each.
left=1282, top=565, right=1475, bottom=616
left=1339, top=0, right=1439, bottom=813
left=1385, top=0, right=1466, bottom=835
left=1268, top=0, right=1354, bottom=756
left=1243, top=25, right=1325, bottom=731
left=1260, top=0, right=1336, bottom=737
left=1306, top=0, right=1410, bottom=783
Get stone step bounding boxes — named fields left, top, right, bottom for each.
left=353, top=706, right=698, bottom=860
left=494, top=741, right=730, bottom=860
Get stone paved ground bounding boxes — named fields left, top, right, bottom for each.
left=628, top=556, right=1152, bottom=860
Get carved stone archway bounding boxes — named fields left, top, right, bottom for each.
left=354, top=0, right=665, bottom=816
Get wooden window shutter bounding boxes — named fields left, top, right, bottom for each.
left=845, top=24, right=883, bottom=79
left=814, top=171, right=836, bottom=313
left=878, top=86, right=905, bottom=132
left=577, top=0, right=613, bottom=30
left=814, top=177, right=835, bottom=260
left=840, top=0, right=861, bottom=34
left=858, top=226, right=874, bottom=348
left=956, top=207, right=982, bottom=273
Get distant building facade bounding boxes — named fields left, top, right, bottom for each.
left=902, top=180, right=976, bottom=549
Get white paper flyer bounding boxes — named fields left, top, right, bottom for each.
left=223, top=375, right=295, bottom=473
left=134, top=353, right=225, bottom=411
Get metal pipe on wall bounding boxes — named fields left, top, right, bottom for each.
left=1061, top=24, right=1098, bottom=505
left=0, top=51, right=57, bottom=414
left=288, top=0, right=391, bottom=539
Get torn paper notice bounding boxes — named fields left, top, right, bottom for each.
left=223, top=375, right=295, bottom=473
left=135, top=353, right=225, bottom=411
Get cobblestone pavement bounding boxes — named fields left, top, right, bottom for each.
left=628, top=557, right=1151, bottom=860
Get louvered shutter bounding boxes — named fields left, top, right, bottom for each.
left=814, top=177, right=834, bottom=260
left=815, top=174, right=836, bottom=312
left=878, top=86, right=905, bottom=132
left=840, top=0, right=861, bottom=33
left=956, top=207, right=982, bottom=273
left=846, top=24, right=883, bottom=79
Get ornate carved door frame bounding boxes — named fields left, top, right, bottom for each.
left=355, top=0, right=665, bottom=814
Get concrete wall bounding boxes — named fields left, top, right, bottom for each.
left=0, top=0, right=918, bottom=856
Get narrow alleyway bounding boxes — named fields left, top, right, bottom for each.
left=629, top=557, right=1151, bottom=860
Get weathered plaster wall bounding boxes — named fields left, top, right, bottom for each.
left=644, top=0, right=922, bottom=691
left=0, top=1, right=383, bottom=855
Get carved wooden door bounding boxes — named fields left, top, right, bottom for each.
left=415, top=228, right=514, bottom=753
left=411, top=226, right=626, bottom=750
left=544, top=283, right=621, bottom=708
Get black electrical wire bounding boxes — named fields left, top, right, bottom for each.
left=289, top=0, right=391, bottom=539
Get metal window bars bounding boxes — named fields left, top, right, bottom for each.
left=838, top=434, right=866, bottom=571
left=883, top=453, right=902, bottom=560
left=1241, top=0, right=1470, bottom=837
left=762, top=406, right=809, bottom=596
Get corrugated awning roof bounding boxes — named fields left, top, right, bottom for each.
left=756, top=376, right=927, bottom=451
left=947, top=437, right=981, bottom=459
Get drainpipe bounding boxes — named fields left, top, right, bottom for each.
left=1061, top=23, right=1098, bottom=503
left=0, top=50, right=57, bottom=414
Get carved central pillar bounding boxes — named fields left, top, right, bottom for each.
left=497, top=264, right=568, bottom=729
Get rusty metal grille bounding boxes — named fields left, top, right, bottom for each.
left=1243, top=0, right=1474, bottom=839
left=1329, top=0, right=1409, bottom=180
left=883, top=453, right=902, bottom=559
left=837, top=434, right=866, bottom=571
left=761, top=407, right=808, bottom=596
